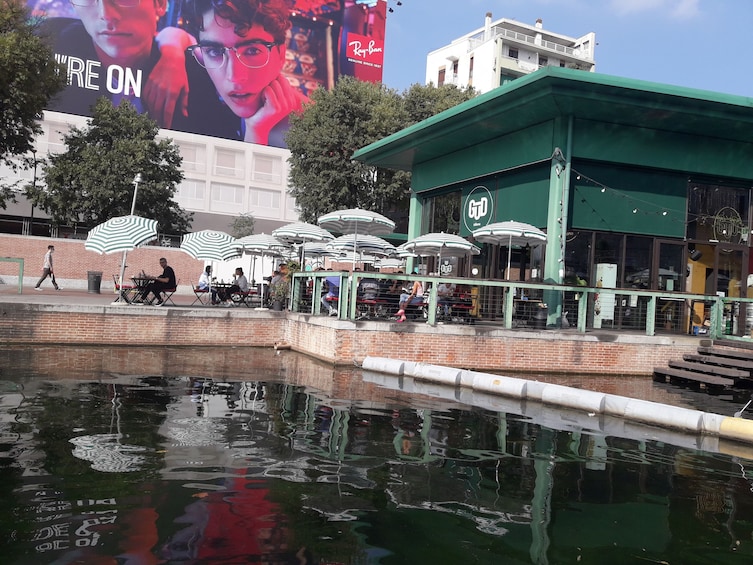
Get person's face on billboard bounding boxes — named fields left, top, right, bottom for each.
left=199, top=14, right=285, bottom=119
left=73, top=0, right=167, bottom=67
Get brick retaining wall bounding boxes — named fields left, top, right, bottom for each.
left=0, top=303, right=700, bottom=375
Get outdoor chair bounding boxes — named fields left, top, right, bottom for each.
left=159, top=279, right=179, bottom=306
left=113, top=274, right=137, bottom=303
left=192, top=285, right=211, bottom=306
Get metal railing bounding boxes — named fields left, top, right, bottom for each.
left=291, top=272, right=753, bottom=340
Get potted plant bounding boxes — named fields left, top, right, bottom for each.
left=269, top=278, right=290, bottom=311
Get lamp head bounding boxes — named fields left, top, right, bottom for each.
left=133, top=173, right=143, bottom=184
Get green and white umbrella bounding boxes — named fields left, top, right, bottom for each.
left=180, top=230, right=240, bottom=262
left=318, top=208, right=395, bottom=269
left=85, top=214, right=159, bottom=301
left=85, top=215, right=159, bottom=255
left=235, top=233, right=289, bottom=304
left=326, top=234, right=396, bottom=257
left=472, top=220, right=547, bottom=280
left=272, top=222, right=334, bottom=267
left=403, top=232, right=481, bottom=275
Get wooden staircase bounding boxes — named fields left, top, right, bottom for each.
left=653, top=339, right=753, bottom=392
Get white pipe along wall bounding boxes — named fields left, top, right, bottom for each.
left=360, top=357, right=753, bottom=451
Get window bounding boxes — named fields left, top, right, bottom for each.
left=252, top=155, right=282, bottom=184
left=469, top=56, right=474, bottom=80
left=438, top=67, right=446, bottom=86
left=179, top=143, right=206, bottom=173
left=508, top=48, right=519, bottom=59
left=214, top=148, right=245, bottom=178
left=211, top=182, right=244, bottom=205
left=539, top=56, right=548, bottom=67
left=249, top=188, right=280, bottom=210
left=178, top=179, right=205, bottom=200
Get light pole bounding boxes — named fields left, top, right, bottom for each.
left=117, top=174, right=142, bottom=300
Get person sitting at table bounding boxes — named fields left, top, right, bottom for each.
left=141, top=257, right=176, bottom=306
left=437, top=280, right=456, bottom=318
left=396, top=279, right=424, bottom=323
left=321, top=274, right=340, bottom=316
left=218, top=267, right=249, bottom=306
left=197, top=265, right=220, bottom=304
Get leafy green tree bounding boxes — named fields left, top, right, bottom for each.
left=287, top=76, right=410, bottom=223
left=0, top=0, right=66, bottom=208
left=230, top=213, right=255, bottom=238
left=29, top=98, right=192, bottom=233
left=286, top=77, right=476, bottom=224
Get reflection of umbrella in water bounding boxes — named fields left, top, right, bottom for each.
left=472, top=221, right=547, bottom=280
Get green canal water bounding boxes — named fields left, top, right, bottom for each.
left=1, top=346, right=752, bottom=564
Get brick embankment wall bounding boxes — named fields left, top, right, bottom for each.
left=0, top=305, right=699, bottom=375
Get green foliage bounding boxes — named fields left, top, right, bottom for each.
left=230, top=213, right=255, bottom=238
left=0, top=0, right=66, bottom=207
left=30, top=98, right=192, bottom=233
left=286, top=76, right=410, bottom=223
left=286, top=78, right=476, bottom=224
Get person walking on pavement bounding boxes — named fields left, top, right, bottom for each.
left=34, top=245, right=61, bottom=291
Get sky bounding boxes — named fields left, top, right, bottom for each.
left=381, top=0, right=753, bottom=97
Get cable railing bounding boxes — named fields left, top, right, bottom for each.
left=291, top=272, right=753, bottom=340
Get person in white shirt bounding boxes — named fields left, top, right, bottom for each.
left=219, top=267, right=249, bottom=306
left=34, top=245, right=61, bottom=291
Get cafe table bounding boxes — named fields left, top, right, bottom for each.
left=128, top=276, right=156, bottom=304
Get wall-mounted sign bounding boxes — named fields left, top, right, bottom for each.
left=462, top=185, right=494, bottom=233
left=712, top=206, right=746, bottom=245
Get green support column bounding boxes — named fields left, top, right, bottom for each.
left=543, top=117, right=573, bottom=327
left=405, top=193, right=423, bottom=274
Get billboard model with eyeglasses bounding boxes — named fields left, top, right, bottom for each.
left=30, top=0, right=387, bottom=148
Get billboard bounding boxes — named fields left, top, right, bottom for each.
left=30, top=0, right=387, bottom=148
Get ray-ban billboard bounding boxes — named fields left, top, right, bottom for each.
left=32, top=0, right=386, bottom=148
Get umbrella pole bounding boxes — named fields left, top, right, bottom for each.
left=118, top=250, right=128, bottom=302
left=507, top=234, right=513, bottom=281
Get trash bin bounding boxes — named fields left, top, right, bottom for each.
left=87, top=270, right=102, bottom=294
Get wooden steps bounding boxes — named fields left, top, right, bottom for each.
left=653, top=339, right=753, bottom=392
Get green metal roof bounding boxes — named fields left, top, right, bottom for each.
left=352, top=67, right=753, bottom=171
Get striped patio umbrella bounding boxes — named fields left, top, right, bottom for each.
left=318, top=208, right=395, bottom=269
left=85, top=215, right=159, bottom=255
left=180, top=230, right=240, bottom=262
left=234, top=233, right=289, bottom=304
left=272, top=222, right=334, bottom=267
left=85, top=214, right=159, bottom=301
left=472, top=221, right=547, bottom=280
left=403, top=232, right=480, bottom=275
left=326, top=234, right=396, bottom=257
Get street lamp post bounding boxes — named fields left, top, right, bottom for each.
left=117, top=174, right=142, bottom=300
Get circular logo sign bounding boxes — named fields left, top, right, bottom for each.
left=462, top=185, right=494, bottom=233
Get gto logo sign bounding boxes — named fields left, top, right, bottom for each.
left=463, top=185, right=493, bottom=232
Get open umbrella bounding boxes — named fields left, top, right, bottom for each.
left=235, top=233, right=289, bottom=306
left=472, top=221, right=547, bottom=280
left=272, top=222, right=334, bottom=268
left=180, top=230, right=240, bottom=298
left=318, top=208, right=395, bottom=270
left=403, top=232, right=481, bottom=274
left=85, top=214, right=159, bottom=302
left=326, top=234, right=396, bottom=257
left=180, top=230, right=240, bottom=262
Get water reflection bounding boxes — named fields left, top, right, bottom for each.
left=1, top=346, right=752, bottom=564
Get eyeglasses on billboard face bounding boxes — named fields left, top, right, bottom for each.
left=69, top=0, right=141, bottom=7
left=187, top=41, right=280, bottom=70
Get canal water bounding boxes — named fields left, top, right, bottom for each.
left=1, top=346, right=752, bottom=564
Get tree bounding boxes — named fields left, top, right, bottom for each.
left=0, top=0, right=66, bottom=208
left=286, top=76, right=411, bottom=223
left=286, top=78, right=476, bottom=223
left=29, top=98, right=192, bottom=233
left=230, top=213, right=255, bottom=238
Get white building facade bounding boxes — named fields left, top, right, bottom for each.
left=1, top=111, right=300, bottom=243
left=426, top=13, right=596, bottom=94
